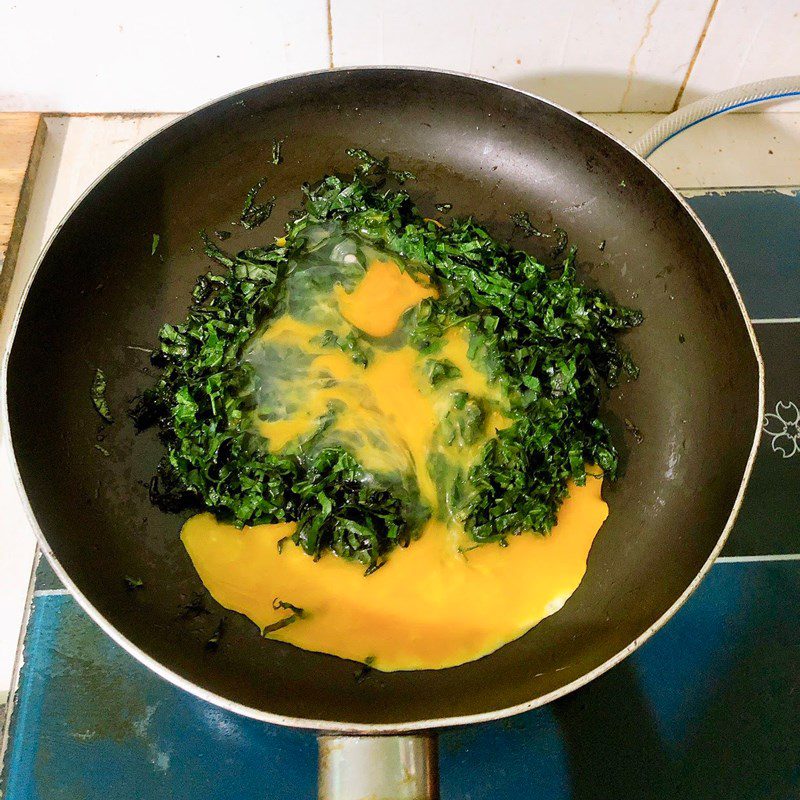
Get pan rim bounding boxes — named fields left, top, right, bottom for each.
left=2, top=65, right=765, bottom=734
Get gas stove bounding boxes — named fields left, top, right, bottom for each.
left=1, top=187, right=799, bottom=800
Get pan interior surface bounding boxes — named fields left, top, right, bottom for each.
left=6, top=69, right=760, bottom=728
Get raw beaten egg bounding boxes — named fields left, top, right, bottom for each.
left=181, top=226, right=609, bottom=671
left=183, top=480, right=606, bottom=671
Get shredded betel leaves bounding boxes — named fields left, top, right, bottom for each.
left=132, top=150, right=642, bottom=571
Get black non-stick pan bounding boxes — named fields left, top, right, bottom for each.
left=4, top=68, right=762, bottom=798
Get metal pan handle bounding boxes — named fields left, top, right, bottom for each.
left=318, top=734, right=439, bottom=800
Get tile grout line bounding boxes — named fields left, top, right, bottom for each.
left=326, top=0, right=334, bottom=69
left=716, top=554, right=800, bottom=563
left=679, top=186, right=800, bottom=193
left=671, top=0, right=719, bottom=112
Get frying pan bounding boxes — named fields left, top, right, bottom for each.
left=4, top=68, right=762, bottom=798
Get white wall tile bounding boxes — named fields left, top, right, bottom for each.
left=330, top=0, right=715, bottom=112
left=2, top=0, right=796, bottom=115
left=588, top=111, right=800, bottom=188
left=0, top=0, right=329, bottom=112
left=683, top=0, right=800, bottom=112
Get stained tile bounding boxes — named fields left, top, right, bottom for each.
left=0, top=450, right=36, bottom=695
left=1, top=595, right=317, bottom=800
left=589, top=113, right=800, bottom=189
left=33, top=554, right=63, bottom=592
left=442, top=563, right=800, bottom=800
left=684, top=190, right=799, bottom=554
left=330, top=0, right=714, bottom=112
left=686, top=190, right=800, bottom=319
left=683, top=0, right=800, bottom=113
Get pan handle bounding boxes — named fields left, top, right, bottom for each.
left=318, top=734, right=439, bottom=800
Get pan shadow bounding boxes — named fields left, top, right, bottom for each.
left=553, top=661, right=671, bottom=799
left=552, top=564, right=800, bottom=799
left=505, top=71, right=681, bottom=114
left=442, top=565, right=800, bottom=800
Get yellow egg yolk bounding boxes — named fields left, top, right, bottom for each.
left=334, top=258, right=437, bottom=337
left=180, top=228, right=609, bottom=671
left=182, top=478, right=606, bottom=671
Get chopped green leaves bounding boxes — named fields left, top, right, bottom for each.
left=200, top=231, right=234, bottom=267
left=133, top=149, right=641, bottom=569
left=345, top=148, right=414, bottom=184
left=510, top=211, right=542, bottom=238
left=91, top=368, right=113, bottom=423
left=262, top=616, right=299, bottom=634
left=263, top=598, right=306, bottom=634
left=271, top=137, right=284, bottom=166
left=240, top=177, right=276, bottom=229
left=273, top=598, right=305, bottom=616
left=440, top=397, right=485, bottom=447
left=317, top=328, right=372, bottom=367
left=151, top=234, right=160, bottom=255
left=625, top=418, right=644, bottom=444
left=355, top=655, right=376, bottom=683
left=551, top=227, right=568, bottom=258
left=206, top=618, right=225, bottom=651
left=180, top=592, right=211, bottom=619
left=424, top=358, right=461, bottom=386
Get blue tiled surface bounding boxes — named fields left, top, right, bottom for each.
left=3, top=596, right=317, bottom=800
left=3, top=564, right=799, bottom=800
left=687, top=190, right=800, bottom=319
left=2, top=190, right=799, bottom=799
left=725, top=321, right=800, bottom=555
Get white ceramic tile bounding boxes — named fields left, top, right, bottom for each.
left=587, top=111, right=800, bottom=187
left=330, top=0, right=715, bottom=112
left=0, top=0, right=328, bottom=112
left=683, top=0, right=800, bottom=112
left=0, top=115, right=175, bottom=692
